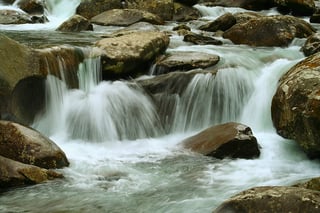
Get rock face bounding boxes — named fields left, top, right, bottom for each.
left=223, top=15, right=315, bottom=47
left=301, top=33, right=320, bottom=56
left=0, top=121, right=69, bottom=169
left=181, top=122, right=260, bottom=159
left=0, top=155, right=63, bottom=189
left=94, top=31, right=169, bottom=80
left=56, top=15, right=93, bottom=32
left=213, top=186, right=320, bottom=213
left=154, top=51, right=220, bottom=75
left=91, top=9, right=164, bottom=27
left=271, top=52, right=320, bottom=159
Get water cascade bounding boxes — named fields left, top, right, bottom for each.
left=1, top=1, right=320, bottom=213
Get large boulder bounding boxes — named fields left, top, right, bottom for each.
left=0, top=9, right=33, bottom=24
left=213, top=186, right=320, bottom=213
left=76, top=0, right=122, bottom=19
left=181, top=122, right=260, bottom=159
left=0, top=121, right=69, bottom=169
left=94, top=31, right=169, bottom=80
left=0, top=155, right=63, bottom=189
left=271, top=52, right=320, bottom=159
left=223, top=15, right=315, bottom=47
left=274, top=0, right=316, bottom=16
left=16, top=0, right=44, bottom=15
left=153, top=51, right=220, bottom=75
left=56, top=14, right=93, bottom=32
left=199, top=12, right=236, bottom=32
left=91, top=9, right=164, bottom=27
left=173, top=2, right=201, bottom=22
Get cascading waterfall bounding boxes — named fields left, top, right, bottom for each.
left=1, top=2, right=320, bottom=213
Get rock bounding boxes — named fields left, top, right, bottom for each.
left=223, top=15, right=315, bottom=47
left=173, top=24, right=191, bottom=31
left=181, top=122, right=260, bottom=159
left=16, top=0, right=44, bottom=15
left=153, top=51, right=220, bottom=75
left=199, top=13, right=236, bottom=32
left=76, top=0, right=122, bottom=19
left=183, top=32, right=223, bottom=45
left=301, top=33, right=320, bottom=56
left=2, top=0, right=15, bottom=4
left=0, top=9, right=33, bottom=24
left=56, top=14, right=93, bottom=32
left=111, top=22, right=160, bottom=36
left=174, top=0, right=199, bottom=6
left=126, top=0, right=174, bottom=21
left=294, top=177, right=320, bottom=191
left=94, top=31, right=169, bottom=80
left=199, top=0, right=275, bottom=11
left=91, top=9, right=164, bottom=27
left=0, top=155, right=63, bottom=189
left=0, top=120, right=69, bottom=169
left=271, top=52, right=320, bottom=159
left=213, top=186, right=320, bottom=213
left=274, top=0, right=316, bottom=16
left=310, top=8, right=320, bottom=23
left=233, top=11, right=262, bottom=24
left=173, top=2, right=201, bottom=22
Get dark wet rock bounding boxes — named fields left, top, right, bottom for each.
left=199, top=0, right=275, bottom=11
left=2, top=0, right=15, bottom=4
left=274, top=0, right=316, bottom=16
left=181, top=122, right=260, bottom=159
left=0, top=155, right=63, bottom=189
left=17, top=0, right=44, bottom=15
left=223, top=15, right=315, bottom=47
left=76, top=0, right=122, bottom=19
left=213, top=186, right=320, bottom=213
left=301, top=33, right=320, bottom=56
left=56, top=14, right=93, bottom=32
left=0, top=120, right=69, bottom=169
left=91, top=9, right=164, bottom=27
left=175, top=0, right=199, bottom=6
left=199, top=12, right=236, bottom=32
left=184, top=32, right=223, bottom=45
left=271, top=52, right=320, bottom=159
left=153, top=51, right=220, bottom=75
left=310, top=8, right=320, bottom=23
left=173, top=24, right=191, bottom=31
left=94, top=31, right=169, bottom=80
left=0, top=9, right=33, bottom=24
left=173, top=2, right=201, bottom=22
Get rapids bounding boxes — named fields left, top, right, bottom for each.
left=1, top=1, right=320, bottom=213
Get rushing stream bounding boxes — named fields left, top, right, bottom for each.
left=1, top=1, right=320, bottom=212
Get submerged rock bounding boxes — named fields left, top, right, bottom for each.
left=0, top=155, right=63, bottom=189
left=223, top=15, right=315, bottom=47
left=56, top=14, right=93, bottom=32
left=272, top=52, right=320, bottom=159
left=213, top=186, right=320, bottom=213
left=154, top=51, right=220, bottom=75
left=94, top=31, right=169, bottom=80
left=181, top=122, right=260, bottom=159
left=0, top=120, right=69, bottom=169
left=91, top=9, right=164, bottom=27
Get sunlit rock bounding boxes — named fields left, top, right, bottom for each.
left=0, top=9, right=33, bottom=24
left=153, top=51, right=220, bottom=75
left=56, top=14, right=93, bottom=32
left=199, top=12, right=236, bottom=32
left=181, top=122, right=260, bottom=159
left=293, top=177, right=320, bottom=191
left=94, top=31, right=169, bottom=80
left=301, top=33, right=320, bottom=56
left=272, top=52, right=320, bottom=159
left=91, top=9, right=164, bottom=27
left=223, top=15, right=315, bottom=47
left=213, top=186, right=320, bottom=213
left=0, top=120, right=69, bottom=169
left=0, top=155, right=63, bottom=189
left=76, top=0, right=122, bottom=19
left=274, top=0, right=316, bottom=16
left=183, top=31, right=223, bottom=45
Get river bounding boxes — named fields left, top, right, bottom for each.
left=0, top=1, right=320, bottom=212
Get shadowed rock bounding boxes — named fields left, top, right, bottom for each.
left=56, top=14, right=93, bottom=32
left=301, top=33, right=320, bottom=56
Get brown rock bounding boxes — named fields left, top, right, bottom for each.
left=76, top=0, right=122, bottom=19
left=183, top=31, right=223, bottom=45
left=17, top=0, right=44, bottom=15
left=301, top=33, right=320, bottom=56
left=223, top=15, right=315, bottom=47
left=0, top=9, right=33, bottom=25
left=213, top=186, right=320, bottom=213
left=173, top=2, right=201, bottom=22
left=56, top=14, right=93, bottom=32
left=0, top=121, right=69, bottom=169
left=274, top=0, right=316, bottom=16
left=0, top=155, right=63, bottom=189
left=199, top=0, right=274, bottom=11
left=271, top=52, right=320, bottom=159
left=199, top=12, right=236, bottom=32
left=181, top=122, right=260, bottom=159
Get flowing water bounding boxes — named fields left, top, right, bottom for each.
left=1, top=1, right=320, bottom=213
